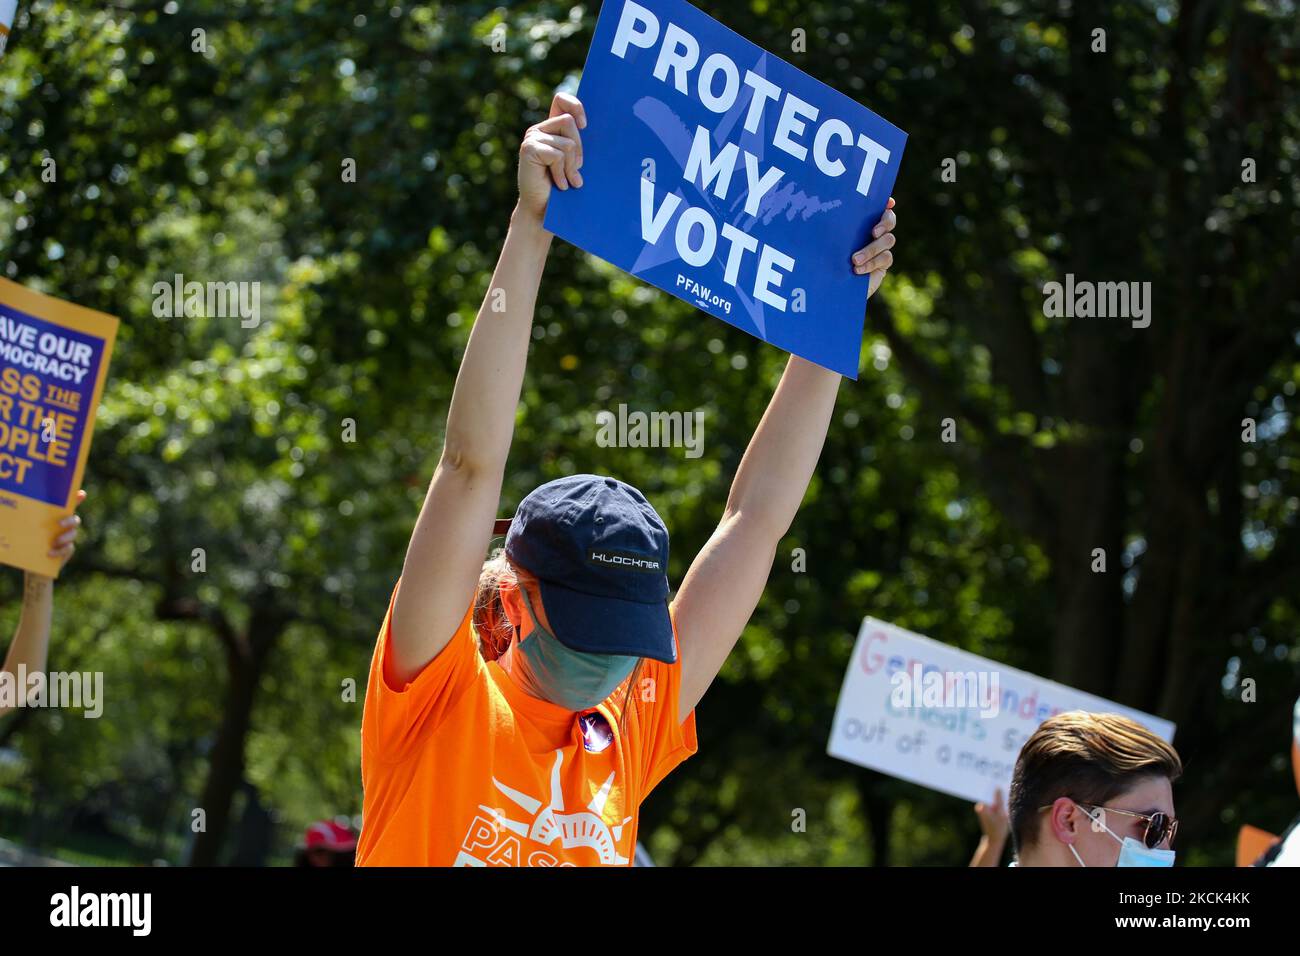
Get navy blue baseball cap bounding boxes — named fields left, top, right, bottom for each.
left=502, top=474, right=675, bottom=664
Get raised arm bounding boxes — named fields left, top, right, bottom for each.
left=1, top=491, right=84, bottom=718
left=672, top=200, right=898, bottom=721
left=388, top=93, right=586, bottom=684
left=968, top=788, right=1011, bottom=867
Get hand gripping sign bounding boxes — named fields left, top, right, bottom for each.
left=544, top=0, right=907, bottom=379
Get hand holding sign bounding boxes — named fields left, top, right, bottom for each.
left=518, top=92, right=589, bottom=222
left=969, top=786, right=1010, bottom=867
left=36, top=488, right=85, bottom=580
left=975, top=787, right=1010, bottom=843
left=856, top=196, right=897, bottom=299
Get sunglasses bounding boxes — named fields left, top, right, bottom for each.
left=1040, top=802, right=1179, bottom=849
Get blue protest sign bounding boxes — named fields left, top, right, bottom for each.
left=544, top=0, right=907, bottom=379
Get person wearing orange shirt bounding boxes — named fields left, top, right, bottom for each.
left=357, top=91, right=900, bottom=867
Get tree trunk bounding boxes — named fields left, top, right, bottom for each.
left=857, top=773, right=893, bottom=867
left=186, top=606, right=286, bottom=866
left=1049, top=441, right=1127, bottom=697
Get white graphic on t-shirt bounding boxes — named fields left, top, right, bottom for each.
left=455, top=749, right=634, bottom=866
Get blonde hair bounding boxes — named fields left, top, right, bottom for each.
left=1008, top=711, right=1182, bottom=852
left=473, top=549, right=519, bottom=662
left=472, top=548, right=645, bottom=734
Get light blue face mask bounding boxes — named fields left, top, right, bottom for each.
left=514, top=586, right=638, bottom=712
left=1069, top=804, right=1176, bottom=868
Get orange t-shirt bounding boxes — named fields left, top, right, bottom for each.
left=357, top=583, right=698, bottom=866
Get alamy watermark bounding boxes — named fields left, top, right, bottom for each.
left=890, top=663, right=1000, bottom=718
left=151, top=273, right=260, bottom=328
left=1042, top=273, right=1151, bottom=329
left=50, top=886, right=150, bottom=936
left=0, top=666, right=103, bottom=717
left=595, top=403, right=705, bottom=459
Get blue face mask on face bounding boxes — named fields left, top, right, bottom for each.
left=513, top=586, right=638, bottom=712
left=1069, top=804, right=1176, bottom=868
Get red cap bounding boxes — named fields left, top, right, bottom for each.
left=303, top=820, right=356, bottom=851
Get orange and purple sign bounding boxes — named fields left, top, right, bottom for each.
left=0, top=278, right=118, bottom=577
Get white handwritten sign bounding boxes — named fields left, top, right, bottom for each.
left=827, top=617, right=1176, bottom=803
